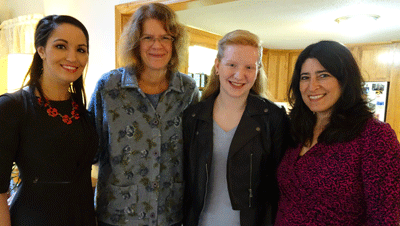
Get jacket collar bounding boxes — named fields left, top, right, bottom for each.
left=195, top=91, right=270, bottom=123
left=120, top=67, right=185, bottom=93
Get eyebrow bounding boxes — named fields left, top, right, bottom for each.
left=53, top=38, right=88, bottom=47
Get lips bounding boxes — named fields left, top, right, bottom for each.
left=62, top=64, right=78, bottom=73
left=229, top=80, right=245, bottom=87
left=149, top=53, right=165, bottom=58
left=309, top=94, right=325, bottom=100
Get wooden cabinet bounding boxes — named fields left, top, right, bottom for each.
left=262, top=49, right=301, bottom=102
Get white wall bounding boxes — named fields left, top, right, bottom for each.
left=5, top=0, right=44, bottom=19
left=0, top=0, right=10, bottom=23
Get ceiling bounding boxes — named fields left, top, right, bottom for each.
left=176, top=0, right=400, bottom=49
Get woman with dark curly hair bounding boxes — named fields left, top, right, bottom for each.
left=276, top=40, right=400, bottom=225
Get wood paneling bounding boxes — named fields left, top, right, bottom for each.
left=359, top=44, right=393, bottom=81
left=263, top=49, right=301, bottom=102
left=386, top=43, right=400, bottom=140
left=265, top=50, right=289, bottom=101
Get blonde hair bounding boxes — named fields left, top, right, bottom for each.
left=118, top=3, right=187, bottom=76
left=201, top=29, right=267, bottom=101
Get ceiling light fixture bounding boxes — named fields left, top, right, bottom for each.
left=335, top=14, right=380, bottom=25
left=334, top=14, right=380, bottom=36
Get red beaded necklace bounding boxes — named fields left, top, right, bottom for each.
left=37, top=97, right=80, bottom=124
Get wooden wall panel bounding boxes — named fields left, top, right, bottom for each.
left=359, top=44, right=393, bottom=81
left=265, top=50, right=300, bottom=102
left=386, top=43, right=400, bottom=139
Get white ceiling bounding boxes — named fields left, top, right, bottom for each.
left=176, top=0, right=400, bottom=49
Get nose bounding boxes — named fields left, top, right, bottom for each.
left=234, top=67, right=246, bottom=80
left=151, top=38, right=163, bottom=48
left=309, top=77, right=320, bottom=91
left=66, top=50, right=77, bottom=62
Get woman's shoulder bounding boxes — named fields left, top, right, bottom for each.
left=177, top=71, right=196, bottom=85
left=0, top=89, right=29, bottom=105
left=175, top=71, right=198, bottom=93
left=362, top=118, right=397, bottom=140
left=94, top=68, right=126, bottom=90
left=0, top=89, right=28, bottom=118
left=248, top=93, right=287, bottom=116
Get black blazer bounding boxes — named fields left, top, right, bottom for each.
left=182, top=92, right=292, bottom=226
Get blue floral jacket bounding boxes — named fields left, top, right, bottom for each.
left=89, top=67, right=199, bottom=225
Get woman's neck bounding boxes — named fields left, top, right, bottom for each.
left=139, top=69, right=169, bottom=94
left=215, top=92, right=247, bottom=112
left=37, top=72, right=72, bottom=100
left=212, top=92, right=247, bottom=132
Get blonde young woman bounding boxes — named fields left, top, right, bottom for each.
left=89, top=3, right=199, bottom=226
left=182, top=30, right=292, bottom=226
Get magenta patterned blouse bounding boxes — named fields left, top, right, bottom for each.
left=276, top=118, right=400, bottom=226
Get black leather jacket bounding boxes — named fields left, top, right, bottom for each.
left=182, top=92, right=292, bottom=226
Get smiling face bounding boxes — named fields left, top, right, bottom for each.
left=140, top=19, right=173, bottom=73
left=215, top=44, right=259, bottom=100
left=299, top=58, right=342, bottom=118
left=38, top=23, right=88, bottom=88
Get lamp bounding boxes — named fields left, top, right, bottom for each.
left=6, top=54, right=34, bottom=93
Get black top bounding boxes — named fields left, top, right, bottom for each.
left=0, top=89, right=98, bottom=226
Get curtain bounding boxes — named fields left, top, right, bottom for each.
left=0, top=14, right=44, bottom=58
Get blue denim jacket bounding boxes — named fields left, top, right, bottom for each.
left=89, top=67, right=199, bottom=225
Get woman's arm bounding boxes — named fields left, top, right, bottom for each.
left=0, top=193, right=11, bottom=226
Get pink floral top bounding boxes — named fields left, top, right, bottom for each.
left=276, top=118, right=400, bottom=226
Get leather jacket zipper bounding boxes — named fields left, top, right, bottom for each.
left=249, top=153, right=253, bottom=207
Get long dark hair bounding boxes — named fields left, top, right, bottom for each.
left=23, top=15, right=89, bottom=112
left=288, top=40, right=373, bottom=146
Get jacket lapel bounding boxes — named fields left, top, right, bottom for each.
left=228, top=95, right=265, bottom=159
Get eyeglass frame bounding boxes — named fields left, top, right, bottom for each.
left=139, top=35, right=175, bottom=46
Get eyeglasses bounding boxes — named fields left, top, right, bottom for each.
left=140, top=35, right=175, bottom=46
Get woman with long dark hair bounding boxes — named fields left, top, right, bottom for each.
left=0, top=15, right=97, bottom=225
left=276, top=40, right=400, bottom=225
